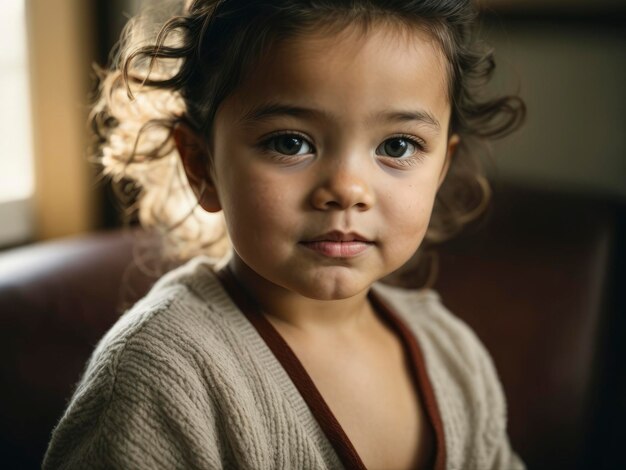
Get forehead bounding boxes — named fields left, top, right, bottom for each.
left=220, top=22, right=452, bottom=128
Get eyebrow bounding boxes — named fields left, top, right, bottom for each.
left=238, top=101, right=441, bottom=133
left=375, top=110, right=441, bottom=132
left=239, top=102, right=328, bottom=124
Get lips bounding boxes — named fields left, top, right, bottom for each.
left=299, top=231, right=374, bottom=258
left=304, top=230, right=372, bottom=243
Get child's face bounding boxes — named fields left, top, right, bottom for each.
left=187, top=24, right=457, bottom=301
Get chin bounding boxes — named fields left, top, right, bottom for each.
left=294, top=270, right=371, bottom=301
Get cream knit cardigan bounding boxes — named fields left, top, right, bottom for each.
left=43, top=257, right=524, bottom=469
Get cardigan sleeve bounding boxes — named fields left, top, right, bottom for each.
left=43, top=324, right=224, bottom=470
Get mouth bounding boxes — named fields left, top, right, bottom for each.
left=299, top=231, right=374, bottom=258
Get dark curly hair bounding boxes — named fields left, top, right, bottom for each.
left=94, top=0, right=525, bottom=285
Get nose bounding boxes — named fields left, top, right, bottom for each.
left=310, top=164, right=375, bottom=211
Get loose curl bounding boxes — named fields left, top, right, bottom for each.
left=93, top=0, right=525, bottom=286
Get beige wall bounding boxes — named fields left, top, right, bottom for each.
left=486, top=23, right=626, bottom=199
left=26, top=0, right=98, bottom=240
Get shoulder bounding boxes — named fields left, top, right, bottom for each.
left=44, top=257, right=235, bottom=468
left=372, top=281, right=499, bottom=391
left=85, top=256, right=243, bottom=392
left=104, top=255, right=237, bottom=346
left=372, top=282, right=489, bottom=368
left=373, top=283, right=523, bottom=468
left=87, top=257, right=216, bottom=368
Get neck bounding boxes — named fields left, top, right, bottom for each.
left=223, top=254, right=377, bottom=337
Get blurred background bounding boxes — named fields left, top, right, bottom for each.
left=0, top=0, right=624, bottom=246
left=0, top=0, right=624, bottom=469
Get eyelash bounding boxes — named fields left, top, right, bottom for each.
left=258, top=131, right=315, bottom=161
left=379, top=134, right=428, bottom=167
left=258, top=131, right=428, bottom=166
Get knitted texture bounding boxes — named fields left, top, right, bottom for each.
left=43, top=257, right=524, bottom=469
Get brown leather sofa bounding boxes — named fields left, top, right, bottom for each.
left=1, top=183, right=624, bottom=469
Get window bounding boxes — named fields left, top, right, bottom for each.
left=0, top=0, right=34, bottom=247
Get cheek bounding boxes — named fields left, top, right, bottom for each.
left=377, top=176, right=440, bottom=265
left=220, top=167, right=297, bottom=243
left=382, top=179, right=439, bottom=235
left=391, top=201, right=433, bottom=252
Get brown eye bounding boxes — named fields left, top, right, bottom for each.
left=376, top=137, right=417, bottom=158
left=269, top=134, right=313, bottom=156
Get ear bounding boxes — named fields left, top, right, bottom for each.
left=438, top=133, right=459, bottom=189
left=173, top=122, right=222, bottom=213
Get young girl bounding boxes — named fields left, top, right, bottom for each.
left=44, top=0, right=525, bottom=468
